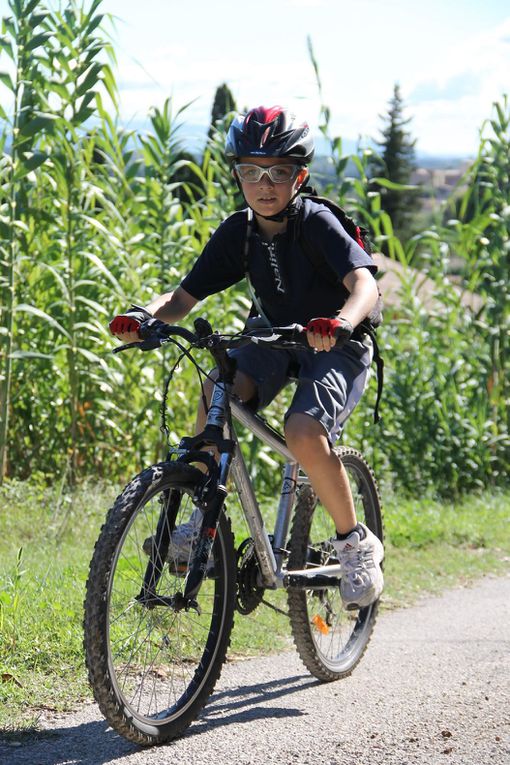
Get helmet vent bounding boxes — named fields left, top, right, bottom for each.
left=260, top=126, right=271, bottom=147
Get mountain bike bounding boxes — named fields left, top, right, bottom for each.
left=83, top=316, right=383, bottom=746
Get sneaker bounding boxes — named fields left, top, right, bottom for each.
left=330, top=523, right=384, bottom=610
left=142, top=507, right=204, bottom=574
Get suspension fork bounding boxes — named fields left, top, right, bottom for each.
left=166, top=376, right=236, bottom=609
left=181, top=449, right=233, bottom=604
left=135, top=488, right=181, bottom=607
left=138, top=374, right=237, bottom=611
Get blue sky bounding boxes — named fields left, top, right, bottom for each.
left=3, top=0, right=510, bottom=157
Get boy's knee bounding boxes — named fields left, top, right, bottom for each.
left=285, top=413, right=324, bottom=451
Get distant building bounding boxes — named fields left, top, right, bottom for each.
left=412, top=160, right=471, bottom=194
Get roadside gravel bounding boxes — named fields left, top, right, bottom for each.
left=2, top=574, right=509, bottom=765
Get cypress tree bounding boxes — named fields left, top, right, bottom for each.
left=371, top=83, right=420, bottom=241
left=208, top=83, right=237, bottom=139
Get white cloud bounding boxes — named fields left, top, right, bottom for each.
left=403, top=17, right=510, bottom=153
left=115, top=42, right=321, bottom=128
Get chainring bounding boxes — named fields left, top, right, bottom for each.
left=236, top=538, right=265, bottom=615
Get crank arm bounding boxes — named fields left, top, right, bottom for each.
left=283, top=562, right=342, bottom=590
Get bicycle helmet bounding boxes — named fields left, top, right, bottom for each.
left=225, top=106, right=314, bottom=164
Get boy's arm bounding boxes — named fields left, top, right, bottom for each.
left=306, top=267, right=378, bottom=352
left=110, top=286, right=198, bottom=343
left=339, top=267, right=379, bottom=328
left=146, top=286, right=198, bottom=323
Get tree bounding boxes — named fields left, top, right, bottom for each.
left=370, top=83, right=420, bottom=242
left=208, top=83, right=236, bottom=139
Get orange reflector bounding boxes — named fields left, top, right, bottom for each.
left=312, top=614, right=329, bottom=635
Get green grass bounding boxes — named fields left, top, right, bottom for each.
left=0, top=477, right=509, bottom=734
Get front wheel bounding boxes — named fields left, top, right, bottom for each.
left=84, top=462, right=236, bottom=745
left=287, top=447, right=383, bottom=681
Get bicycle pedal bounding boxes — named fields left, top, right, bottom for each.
left=284, top=573, right=341, bottom=589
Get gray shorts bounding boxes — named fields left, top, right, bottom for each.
left=229, top=338, right=373, bottom=443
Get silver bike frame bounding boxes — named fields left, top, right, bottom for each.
left=229, top=397, right=306, bottom=588
left=200, top=380, right=343, bottom=591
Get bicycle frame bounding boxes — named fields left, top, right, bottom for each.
left=172, top=373, right=343, bottom=599
left=227, top=401, right=345, bottom=590
left=229, top=396, right=301, bottom=588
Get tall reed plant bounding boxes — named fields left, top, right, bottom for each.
left=0, top=0, right=55, bottom=482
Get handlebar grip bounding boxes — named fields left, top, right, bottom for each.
left=138, top=317, right=168, bottom=339
left=112, top=319, right=198, bottom=353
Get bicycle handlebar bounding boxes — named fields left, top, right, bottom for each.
left=112, top=317, right=310, bottom=354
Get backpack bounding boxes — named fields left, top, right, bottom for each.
left=296, top=192, right=383, bottom=332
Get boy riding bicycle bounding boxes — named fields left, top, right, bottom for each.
left=110, top=105, right=384, bottom=609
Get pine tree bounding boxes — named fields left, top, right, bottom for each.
left=370, top=83, right=420, bottom=241
left=208, top=83, right=237, bottom=139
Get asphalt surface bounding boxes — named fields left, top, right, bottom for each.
left=2, top=574, right=509, bottom=765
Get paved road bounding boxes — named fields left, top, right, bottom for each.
left=2, top=575, right=509, bottom=765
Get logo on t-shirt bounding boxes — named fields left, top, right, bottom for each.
left=266, top=242, right=285, bottom=295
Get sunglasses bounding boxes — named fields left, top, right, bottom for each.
left=234, top=163, right=302, bottom=184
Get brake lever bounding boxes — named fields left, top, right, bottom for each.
left=112, top=335, right=162, bottom=353
left=112, top=341, right=143, bottom=354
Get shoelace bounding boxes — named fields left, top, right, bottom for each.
left=170, top=509, right=202, bottom=543
left=338, top=548, right=376, bottom=582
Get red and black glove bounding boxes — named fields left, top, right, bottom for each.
left=305, top=317, right=353, bottom=346
left=109, top=305, right=153, bottom=337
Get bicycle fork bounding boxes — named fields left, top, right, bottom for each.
left=179, top=449, right=233, bottom=607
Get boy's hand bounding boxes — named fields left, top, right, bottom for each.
left=305, top=317, right=353, bottom=352
left=109, top=305, right=153, bottom=343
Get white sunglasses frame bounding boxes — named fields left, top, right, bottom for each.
left=234, top=163, right=303, bottom=184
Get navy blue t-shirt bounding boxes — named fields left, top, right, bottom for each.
left=181, top=197, right=377, bottom=326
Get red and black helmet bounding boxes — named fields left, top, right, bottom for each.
left=225, top=106, right=315, bottom=164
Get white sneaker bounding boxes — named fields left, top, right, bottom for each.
left=143, top=507, right=204, bottom=574
left=330, top=523, right=384, bottom=610
left=167, top=507, right=203, bottom=561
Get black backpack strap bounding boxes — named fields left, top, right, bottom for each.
left=243, top=207, right=254, bottom=272
left=243, top=209, right=272, bottom=326
left=359, top=321, right=384, bottom=424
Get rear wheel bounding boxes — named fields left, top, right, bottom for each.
left=287, top=448, right=383, bottom=681
left=84, top=462, right=236, bottom=745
